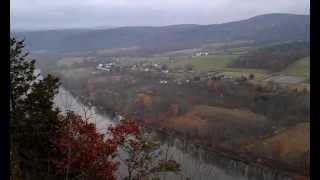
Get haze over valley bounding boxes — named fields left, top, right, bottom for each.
left=11, top=0, right=310, bottom=178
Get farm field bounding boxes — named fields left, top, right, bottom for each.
left=219, top=68, right=267, bottom=80
left=166, top=55, right=239, bottom=72
left=164, top=54, right=268, bottom=80
left=52, top=48, right=310, bottom=87
left=245, top=122, right=310, bottom=167
left=283, top=56, right=310, bottom=77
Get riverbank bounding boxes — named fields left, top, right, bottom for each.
left=148, top=127, right=309, bottom=180
left=57, top=86, right=309, bottom=180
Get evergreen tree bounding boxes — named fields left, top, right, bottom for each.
left=10, top=37, right=182, bottom=180
left=10, top=37, right=61, bottom=179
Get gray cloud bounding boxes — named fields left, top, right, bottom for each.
left=10, top=0, right=310, bottom=30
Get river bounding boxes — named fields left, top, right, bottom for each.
left=54, top=87, right=293, bottom=180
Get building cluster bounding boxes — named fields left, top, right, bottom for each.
left=159, top=80, right=168, bottom=84
left=96, top=63, right=116, bottom=72
left=132, top=62, right=170, bottom=74
left=96, top=61, right=171, bottom=75
left=194, top=51, right=209, bottom=57
left=94, top=60, right=252, bottom=88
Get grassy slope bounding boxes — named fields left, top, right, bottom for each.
left=245, top=122, right=309, bottom=166
left=283, top=56, right=310, bottom=77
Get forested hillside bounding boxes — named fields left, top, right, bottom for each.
left=14, top=13, right=309, bottom=55
left=230, top=41, right=310, bottom=72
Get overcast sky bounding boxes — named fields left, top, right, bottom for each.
left=10, top=0, right=310, bottom=30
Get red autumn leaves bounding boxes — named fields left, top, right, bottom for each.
left=51, top=112, right=140, bottom=180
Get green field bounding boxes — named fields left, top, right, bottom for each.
left=283, top=56, right=310, bottom=77
left=167, top=55, right=238, bottom=72
left=220, top=69, right=267, bottom=81
left=165, top=54, right=268, bottom=80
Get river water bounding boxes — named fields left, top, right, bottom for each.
left=54, top=87, right=292, bottom=180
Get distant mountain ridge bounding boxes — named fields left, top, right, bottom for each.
left=13, top=13, right=309, bottom=55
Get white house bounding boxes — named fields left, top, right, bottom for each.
left=96, top=66, right=111, bottom=72
left=159, top=80, right=168, bottom=84
left=131, top=65, right=137, bottom=70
